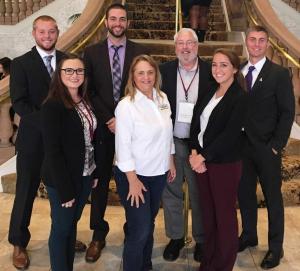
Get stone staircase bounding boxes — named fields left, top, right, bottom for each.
left=1, top=0, right=300, bottom=206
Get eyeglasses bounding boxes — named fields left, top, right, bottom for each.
left=175, top=40, right=197, bottom=47
left=61, top=68, right=85, bottom=75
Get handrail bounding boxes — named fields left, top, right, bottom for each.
left=244, top=0, right=300, bottom=68
left=175, top=0, right=183, bottom=33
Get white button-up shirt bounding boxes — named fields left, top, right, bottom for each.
left=115, top=89, right=175, bottom=176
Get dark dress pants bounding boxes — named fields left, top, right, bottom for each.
left=47, top=176, right=93, bottom=271
left=90, top=135, right=115, bottom=241
left=196, top=161, right=242, bottom=271
left=238, top=140, right=284, bottom=253
left=114, top=167, right=167, bottom=271
left=8, top=150, right=43, bottom=247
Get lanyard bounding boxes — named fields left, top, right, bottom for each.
left=76, top=100, right=95, bottom=141
left=178, top=64, right=199, bottom=101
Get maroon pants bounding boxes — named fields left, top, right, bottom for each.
left=196, top=161, right=242, bottom=271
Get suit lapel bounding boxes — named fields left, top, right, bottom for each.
left=31, top=47, right=51, bottom=84
left=251, top=58, right=272, bottom=93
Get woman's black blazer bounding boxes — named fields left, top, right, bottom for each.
left=41, top=99, right=99, bottom=203
left=190, top=80, right=247, bottom=163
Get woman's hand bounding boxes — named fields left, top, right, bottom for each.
left=61, top=198, right=75, bottom=208
left=92, top=178, right=98, bottom=188
left=168, top=155, right=176, bottom=182
left=189, top=150, right=207, bottom=174
left=126, top=172, right=147, bottom=208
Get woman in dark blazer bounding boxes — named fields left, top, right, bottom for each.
left=189, top=48, right=247, bottom=271
left=41, top=54, right=99, bottom=271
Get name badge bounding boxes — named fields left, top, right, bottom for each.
left=177, top=102, right=194, bottom=123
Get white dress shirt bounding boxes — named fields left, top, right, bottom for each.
left=198, top=93, right=223, bottom=147
left=36, top=45, right=56, bottom=71
left=242, top=57, right=266, bottom=87
left=115, top=89, right=175, bottom=176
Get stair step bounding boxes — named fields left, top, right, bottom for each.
left=129, top=21, right=226, bottom=31
left=126, top=0, right=221, bottom=4
left=128, top=29, right=228, bottom=40
left=133, top=39, right=243, bottom=56
left=128, top=11, right=225, bottom=22
left=127, top=3, right=176, bottom=12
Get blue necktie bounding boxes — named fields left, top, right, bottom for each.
left=245, top=65, right=255, bottom=92
left=44, top=55, right=54, bottom=77
left=112, top=45, right=123, bottom=103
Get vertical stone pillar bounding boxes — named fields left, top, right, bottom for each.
left=19, top=0, right=26, bottom=21
left=26, top=0, right=33, bottom=16
left=12, top=0, right=20, bottom=24
left=32, top=0, right=41, bottom=12
left=5, top=0, right=13, bottom=25
left=0, top=99, right=13, bottom=147
left=0, top=0, right=5, bottom=24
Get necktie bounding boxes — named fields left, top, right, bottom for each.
left=45, top=55, right=54, bottom=77
left=245, top=65, right=255, bottom=92
left=112, top=45, right=123, bottom=103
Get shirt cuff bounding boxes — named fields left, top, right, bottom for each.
left=116, top=159, right=135, bottom=172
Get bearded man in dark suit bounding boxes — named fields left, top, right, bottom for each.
left=83, top=3, right=147, bottom=262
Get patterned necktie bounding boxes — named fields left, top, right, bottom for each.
left=45, top=55, right=54, bottom=77
left=245, top=65, right=255, bottom=92
left=112, top=45, right=123, bottom=103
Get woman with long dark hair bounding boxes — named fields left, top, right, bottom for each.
left=41, top=54, right=99, bottom=271
left=189, top=49, right=247, bottom=271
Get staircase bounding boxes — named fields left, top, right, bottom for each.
left=1, top=0, right=300, bottom=206
left=127, top=0, right=244, bottom=63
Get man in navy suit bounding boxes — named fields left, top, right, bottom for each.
left=9, top=15, right=64, bottom=270
left=238, top=25, right=295, bottom=269
left=84, top=3, right=147, bottom=262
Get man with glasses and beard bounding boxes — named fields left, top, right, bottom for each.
left=8, top=15, right=64, bottom=270
left=160, top=28, right=212, bottom=263
left=83, top=3, right=147, bottom=263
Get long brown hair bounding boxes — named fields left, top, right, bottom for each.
left=44, top=54, right=90, bottom=108
left=213, top=48, right=247, bottom=91
left=125, top=54, right=163, bottom=101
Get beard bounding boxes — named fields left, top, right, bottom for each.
left=107, top=26, right=127, bottom=39
left=36, top=40, right=57, bottom=52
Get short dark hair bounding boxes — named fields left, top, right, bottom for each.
left=246, top=25, right=269, bottom=39
left=213, top=48, right=246, bottom=90
left=105, top=3, right=127, bottom=19
left=0, top=57, right=11, bottom=74
left=44, top=54, right=90, bottom=109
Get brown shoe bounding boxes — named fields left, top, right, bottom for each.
left=12, top=246, right=30, bottom=270
left=85, top=240, right=106, bottom=263
left=75, top=240, right=87, bottom=253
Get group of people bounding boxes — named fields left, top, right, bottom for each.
left=7, top=3, right=294, bottom=271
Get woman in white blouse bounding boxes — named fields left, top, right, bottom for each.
left=115, top=54, right=176, bottom=271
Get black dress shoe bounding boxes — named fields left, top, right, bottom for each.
left=85, top=240, right=106, bottom=263
left=193, top=243, right=203, bottom=262
left=163, top=238, right=185, bottom=261
left=75, top=240, right=87, bottom=253
left=238, top=237, right=258, bottom=252
left=260, top=249, right=284, bottom=269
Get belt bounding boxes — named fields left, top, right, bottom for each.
left=174, top=137, right=189, bottom=142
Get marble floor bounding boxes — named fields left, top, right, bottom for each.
left=0, top=193, right=299, bottom=271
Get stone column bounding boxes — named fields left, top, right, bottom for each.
left=5, top=0, right=13, bottom=25
left=12, top=0, right=20, bottom=24
left=26, top=0, right=33, bottom=16
left=0, top=0, right=5, bottom=24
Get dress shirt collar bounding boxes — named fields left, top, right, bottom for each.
left=107, top=37, right=126, bottom=49
left=135, top=88, right=158, bottom=102
left=178, top=58, right=199, bottom=73
left=245, top=57, right=266, bottom=74
left=35, top=45, right=56, bottom=59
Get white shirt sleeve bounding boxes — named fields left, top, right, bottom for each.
left=115, top=100, right=136, bottom=172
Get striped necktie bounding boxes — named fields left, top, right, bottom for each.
left=44, top=55, right=54, bottom=77
left=111, top=45, right=123, bottom=103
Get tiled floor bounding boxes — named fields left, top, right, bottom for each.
left=0, top=193, right=299, bottom=271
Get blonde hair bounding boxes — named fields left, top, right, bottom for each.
left=125, top=54, right=163, bottom=101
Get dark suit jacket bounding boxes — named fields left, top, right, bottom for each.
left=243, top=58, right=295, bottom=151
left=83, top=39, right=147, bottom=139
left=41, top=99, right=100, bottom=203
left=159, top=57, right=212, bottom=125
left=10, top=46, right=65, bottom=153
left=190, top=80, right=247, bottom=163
